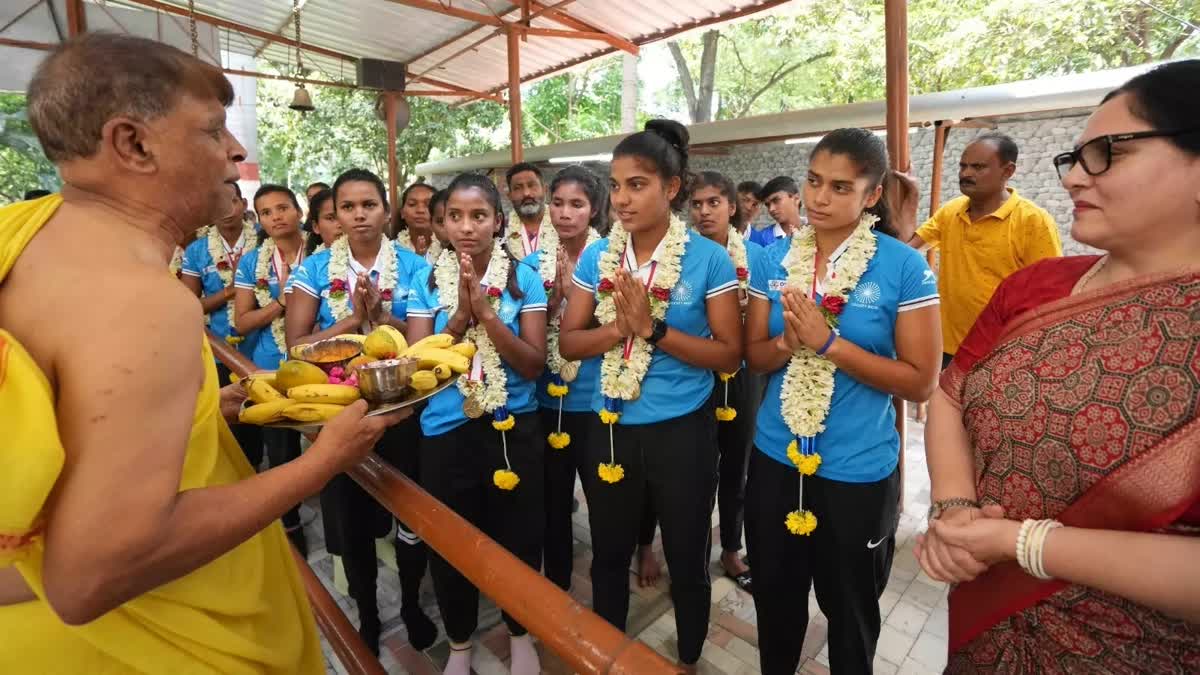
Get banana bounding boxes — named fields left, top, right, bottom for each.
left=289, top=343, right=310, bottom=360
left=410, top=370, right=438, bottom=392
left=239, top=399, right=293, bottom=425
left=408, top=348, right=470, bottom=373
left=244, top=377, right=286, bottom=404
left=402, top=333, right=455, bottom=355
left=336, top=333, right=367, bottom=344
left=448, top=341, right=476, bottom=359
left=287, top=384, right=362, bottom=405
left=432, top=363, right=453, bottom=381
left=378, top=324, right=408, bottom=353
left=282, top=402, right=347, bottom=423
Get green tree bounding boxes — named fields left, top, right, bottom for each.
left=256, top=78, right=505, bottom=191
left=0, top=93, right=59, bottom=205
left=522, top=59, right=625, bottom=146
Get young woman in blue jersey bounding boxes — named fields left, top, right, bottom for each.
left=232, top=183, right=308, bottom=553
left=429, top=188, right=451, bottom=255
left=405, top=173, right=548, bottom=675
left=744, top=128, right=942, bottom=674
left=522, top=165, right=606, bottom=592
left=284, top=168, right=437, bottom=655
left=303, top=186, right=340, bottom=256
left=180, top=181, right=261, bottom=463
left=558, top=120, right=743, bottom=672
left=394, top=181, right=441, bottom=263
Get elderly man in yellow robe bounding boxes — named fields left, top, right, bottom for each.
left=0, top=32, right=408, bottom=673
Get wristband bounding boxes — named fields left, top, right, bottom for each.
left=815, top=331, right=837, bottom=356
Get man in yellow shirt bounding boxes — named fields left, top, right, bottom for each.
left=0, top=33, right=407, bottom=674
left=898, top=133, right=1062, bottom=367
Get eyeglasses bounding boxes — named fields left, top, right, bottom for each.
left=1053, top=128, right=1200, bottom=180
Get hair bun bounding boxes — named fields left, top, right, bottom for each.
left=644, top=119, right=690, bottom=156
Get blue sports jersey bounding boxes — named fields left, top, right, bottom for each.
left=234, top=248, right=295, bottom=370
left=181, top=234, right=257, bottom=357
left=289, top=241, right=428, bottom=331
left=407, top=258, right=548, bottom=437
left=571, top=231, right=738, bottom=424
left=749, top=232, right=939, bottom=482
left=522, top=249, right=601, bottom=413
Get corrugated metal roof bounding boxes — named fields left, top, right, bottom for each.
left=108, top=0, right=786, bottom=99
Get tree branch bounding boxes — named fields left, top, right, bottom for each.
left=696, top=30, right=720, bottom=123
left=668, top=41, right=699, bottom=122
left=734, top=50, right=832, bottom=118
left=1160, top=25, right=1197, bottom=60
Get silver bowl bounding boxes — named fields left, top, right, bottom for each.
left=357, top=358, right=417, bottom=404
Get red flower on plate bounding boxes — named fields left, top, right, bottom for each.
left=380, top=289, right=394, bottom=301
left=650, top=286, right=671, bottom=302
left=487, top=286, right=502, bottom=298
left=736, top=267, right=749, bottom=280
left=597, top=278, right=615, bottom=293
left=821, top=295, right=846, bottom=315
left=256, top=278, right=270, bottom=289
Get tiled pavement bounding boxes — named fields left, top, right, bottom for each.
left=302, top=419, right=947, bottom=674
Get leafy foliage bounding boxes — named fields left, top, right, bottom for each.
left=522, top=60, right=625, bottom=146
left=0, top=93, right=59, bottom=204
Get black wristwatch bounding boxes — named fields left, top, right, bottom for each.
left=646, top=319, right=668, bottom=345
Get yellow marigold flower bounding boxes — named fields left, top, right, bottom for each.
left=599, top=409, right=621, bottom=425
left=492, top=416, right=516, bottom=432
left=715, top=407, right=737, bottom=422
left=493, top=469, right=520, bottom=490
left=785, top=510, right=818, bottom=536
left=796, top=453, right=822, bottom=476
left=786, top=440, right=801, bottom=466
left=598, top=463, right=625, bottom=484
left=719, top=372, right=735, bottom=382
left=547, top=383, right=569, bottom=398
left=225, top=335, right=245, bottom=345
left=547, top=432, right=571, bottom=449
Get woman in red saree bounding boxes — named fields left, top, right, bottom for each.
left=917, top=60, right=1200, bottom=673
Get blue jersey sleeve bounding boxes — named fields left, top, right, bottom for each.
left=234, top=250, right=257, bottom=290
left=705, top=243, right=738, bottom=299
left=406, top=269, right=436, bottom=319
left=571, top=240, right=602, bottom=292
left=180, top=239, right=205, bottom=277
left=290, top=256, right=320, bottom=298
left=518, top=263, right=548, bottom=314
left=897, top=248, right=940, bottom=313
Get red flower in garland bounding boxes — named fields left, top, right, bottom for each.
left=487, top=286, right=502, bottom=298
left=650, top=287, right=671, bottom=302
left=380, top=289, right=394, bottom=301
left=329, top=278, right=348, bottom=297
left=216, top=260, right=230, bottom=271
left=256, top=278, right=270, bottom=289
left=543, top=279, right=555, bottom=291
left=821, top=295, right=847, bottom=315
left=736, top=267, right=749, bottom=280
left=597, top=278, right=615, bottom=293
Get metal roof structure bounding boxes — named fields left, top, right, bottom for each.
left=0, top=0, right=789, bottom=102
left=416, top=62, right=1159, bottom=175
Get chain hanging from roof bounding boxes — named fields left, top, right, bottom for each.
left=289, top=0, right=315, bottom=112
left=187, top=0, right=198, bottom=57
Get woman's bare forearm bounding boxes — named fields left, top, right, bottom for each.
left=924, top=389, right=979, bottom=503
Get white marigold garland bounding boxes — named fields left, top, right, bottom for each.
left=169, top=246, right=185, bottom=278
left=539, top=225, right=600, bottom=450
left=395, top=228, right=443, bottom=265
left=715, top=226, right=752, bottom=422
left=325, top=235, right=398, bottom=323
left=434, top=246, right=521, bottom=490
left=506, top=208, right=551, bottom=258
left=593, top=214, right=688, bottom=483
left=207, top=223, right=256, bottom=344
left=779, top=213, right=878, bottom=535
left=253, top=234, right=307, bottom=361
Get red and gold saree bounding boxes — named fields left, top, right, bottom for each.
left=940, top=256, right=1200, bottom=674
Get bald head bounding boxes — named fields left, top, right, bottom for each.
left=28, top=31, right=234, bottom=162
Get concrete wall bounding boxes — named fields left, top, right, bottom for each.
left=430, top=110, right=1098, bottom=256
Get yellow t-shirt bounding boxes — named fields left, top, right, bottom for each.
left=0, top=196, right=323, bottom=675
left=916, top=188, right=1062, bottom=355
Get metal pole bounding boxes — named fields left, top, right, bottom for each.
left=384, top=91, right=400, bottom=232
left=506, top=27, right=524, bottom=164
left=884, top=0, right=910, bottom=500
left=66, top=0, right=86, bottom=36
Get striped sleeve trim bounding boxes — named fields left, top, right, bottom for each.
left=234, top=281, right=256, bottom=290
left=748, top=287, right=769, bottom=300
left=706, top=279, right=739, bottom=299
left=406, top=308, right=434, bottom=318
left=520, top=303, right=548, bottom=314
left=898, top=294, right=940, bottom=312
left=571, top=273, right=594, bottom=293
left=291, top=279, right=320, bottom=298
left=180, top=269, right=201, bottom=278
